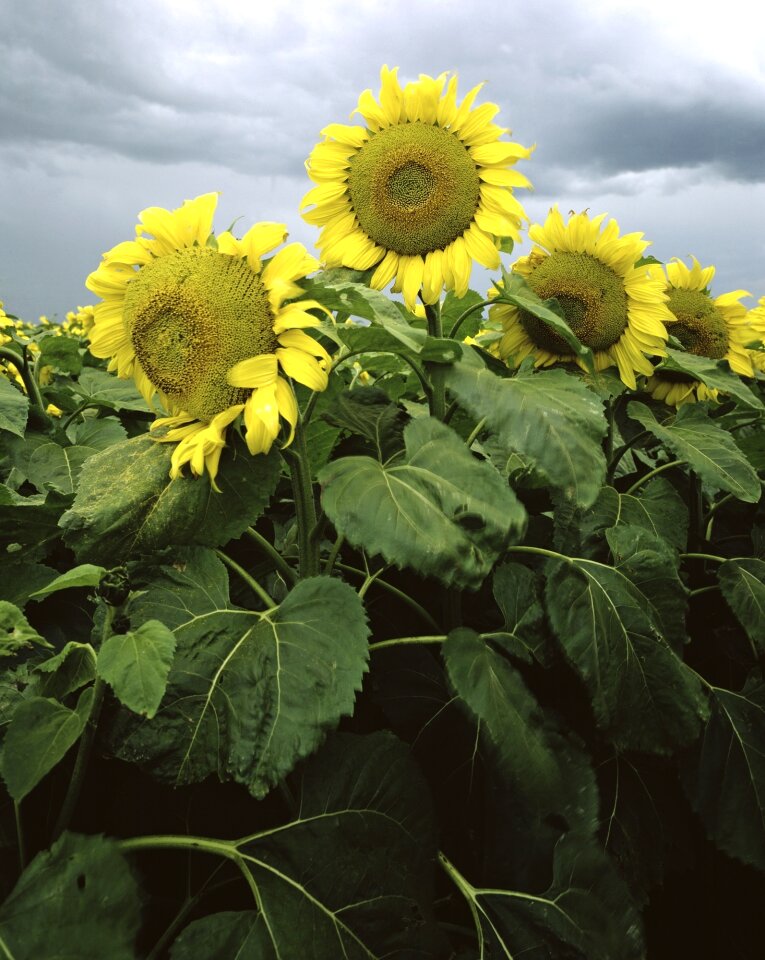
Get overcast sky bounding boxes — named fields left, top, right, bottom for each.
left=1, top=0, right=764, bottom=321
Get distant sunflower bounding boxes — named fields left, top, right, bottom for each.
left=301, top=65, right=533, bottom=310
left=86, top=193, right=330, bottom=487
left=646, top=257, right=756, bottom=406
left=489, top=207, right=672, bottom=388
left=746, top=296, right=765, bottom=375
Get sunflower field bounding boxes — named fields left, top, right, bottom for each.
left=1, top=67, right=765, bottom=959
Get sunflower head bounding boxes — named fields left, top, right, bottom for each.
left=488, top=207, right=672, bottom=388
left=86, top=193, right=331, bottom=487
left=301, top=65, right=533, bottom=310
left=645, top=257, right=754, bottom=406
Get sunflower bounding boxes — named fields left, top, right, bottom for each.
left=301, top=65, right=533, bottom=310
left=746, top=296, right=765, bottom=375
left=488, top=207, right=672, bottom=388
left=645, top=257, right=757, bottom=406
left=86, top=193, right=331, bottom=487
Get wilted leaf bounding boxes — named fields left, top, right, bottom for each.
left=319, top=417, right=526, bottom=590
left=446, top=362, right=607, bottom=507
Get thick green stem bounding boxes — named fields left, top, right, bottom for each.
left=245, top=527, right=297, bottom=585
left=215, top=549, right=275, bottom=607
left=625, top=459, right=685, bottom=496
left=286, top=420, right=320, bottom=578
left=506, top=544, right=574, bottom=565
left=0, top=346, right=47, bottom=417
left=324, top=533, right=345, bottom=576
left=424, top=302, right=446, bottom=421
left=680, top=552, right=727, bottom=564
left=465, top=416, right=487, bottom=449
left=52, top=606, right=116, bottom=841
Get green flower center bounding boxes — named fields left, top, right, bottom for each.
left=123, top=247, right=278, bottom=420
left=666, top=287, right=729, bottom=360
left=348, top=122, right=480, bottom=256
left=519, top=251, right=629, bottom=354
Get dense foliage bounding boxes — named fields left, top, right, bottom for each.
left=1, top=273, right=764, bottom=959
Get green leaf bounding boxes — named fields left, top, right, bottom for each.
left=37, top=334, right=83, bottom=374
left=490, top=562, right=550, bottom=664
left=656, top=348, right=763, bottom=410
left=0, top=491, right=66, bottom=560
left=235, top=731, right=436, bottom=958
left=718, top=558, right=765, bottom=654
left=446, top=362, right=607, bottom=507
left=606, top=524, right=688, bottom=651
left=319, top=417, right=526, bottom=590
left=321, top=386, right=408, bottom=460
left=444, top=629, right=597, bottom=832
left=545, top=557, right=708, bottom=753
left=170, top=912, right=271, bottom=959
left=68, top=416, right=128, bottom=450
left=111, top=572, right=369, bottom=798
left=97, top=620, right=176, bottom=719
left=72, top=367, right=152, bottom=412
left=35, top=641, right=97, bottom=699
left=497, top=268, right=595, bottom=370
left=28, top=562, right=106, bottom=599
left=575, top=479, right=689, bottom=555
left=0, top=686, right=92, bottom=800
left=680, top=670, right=765, bottom=870
left=0, top=376, right=28, bottom=438
left=61, top=435, right=281, bottom=565
left=0, top=832, right=141, bottom=959
left=300, top=271, right=427, bottom=352
left=25, top=441, right=97, bottom=495
left=0, top=561, right=58, bottom=607
left=627, top=401, right=761, bottom=502
left=442, top=288, right=487, bottom=339
left=444, top=832, right=644, bottom=960
left=0, top=602, right=50, bottom=658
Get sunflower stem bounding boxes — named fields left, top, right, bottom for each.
left=624, top=459, right=685, bottom=495
left=288, top=420, right=320, bottom=578
left=245, top=527, right=298, bottom=586
left=215, top=549, right=275, bottom=607
left=448, top=299, right=493, bottom=340
left=0, top=345, right=48, bottom=418
left=424, top=302, right=447, bottom=420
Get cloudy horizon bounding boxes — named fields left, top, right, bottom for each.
left=1, top=0, right=764, bottom=321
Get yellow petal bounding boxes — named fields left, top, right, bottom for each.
left=277, top=347, right=329, bottom=391
left=227, top=354, right=279, bottom=388
left=277, top=329, right=332, bottom=365
left=275, top=376, right=298, bottom=447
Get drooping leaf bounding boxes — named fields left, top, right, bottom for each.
left=25, top=441, right=97, bottom=495
left=443, top=628, right=597, bottom=834
left=544, top=557, right=708, bottom=753
left=111, top=569, right=369, bottom=798
left=61, top=435, right=281, bottom=564
left=718, top=558, right=765, bottom=655
left=35, top=641, right=97, bottom=699
left=234, top=731, right=437, bottom=958
left=97, top=620, right=176, bottom=719
left=0, top=376, right=28, bottom=438
left=0, top=686, right=93, bottom=800
left=322, top=386, right=408, bottom=460
left=496, top=268, right=594, bottom=370
left=490, top=562, right=550, bottom=664
left=0, top=832, right=141, bottom=959
left=680, top=670, right=765, bottom=870
left=446, top=362, right=607, bottom=507
left=443, top=832, right=644, bottom=960
left=656, top=349, right=764, bottom=410
left=28, top=562, right=106, bottom=600
left=627, top=401, right=761, bottom=502
left=606, top=525, right=688, bottom=651
left=300, top=270, right=427, bottom=352
left=319, top=417, right=526, bottom=590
